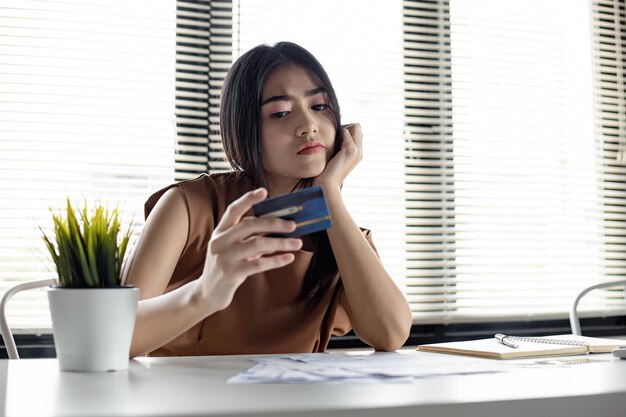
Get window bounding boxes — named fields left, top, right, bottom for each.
left=1, top=1, right=176, bottom=330
left=1, top=0, right=625, bottom=333
left=235, top=0, right=626, bottom=323
left=404, top=0, right=626, bottom=323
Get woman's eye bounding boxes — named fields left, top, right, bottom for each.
left=271, top=111, right=289, bottom=119
left=312, top=104, right=328, bottom=111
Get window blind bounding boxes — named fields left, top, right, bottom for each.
left=175, top=0, right=232, bottom=180
left=403, top=0, right=456, bottom=320
left=592, top=0, right=626, bottom=315
left=233, top=0, right=407, bottom=283
left=4, top=0, right=625, bottom=332
left=404, top=0, right=626, bottom=323
left=0, top=0, right=176, bottom=330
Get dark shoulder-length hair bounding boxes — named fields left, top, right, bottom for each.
left=220, top=41, right=342, bottom=186
left=219, top=41, right=342, bottom=306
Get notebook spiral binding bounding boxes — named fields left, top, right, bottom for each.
left=507, top=336, right=589, bottom=347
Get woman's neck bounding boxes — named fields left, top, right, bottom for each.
left=264, top=174, right=303, bottom=197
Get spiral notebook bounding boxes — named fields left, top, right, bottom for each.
left=417, top=334, right=626, bottom=359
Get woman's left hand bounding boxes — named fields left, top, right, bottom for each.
left=313, top=123, right=363, bottom=190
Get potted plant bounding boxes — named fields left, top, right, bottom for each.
left=41, top=199, right=138, bottom=372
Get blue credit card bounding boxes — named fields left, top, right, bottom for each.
left=252, top=186, right=332, bottom=237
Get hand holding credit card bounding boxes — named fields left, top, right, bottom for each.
left=251, top=186, right=332, bottom=238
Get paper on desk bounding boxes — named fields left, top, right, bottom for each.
left=228, top=351, right=505, bottom=384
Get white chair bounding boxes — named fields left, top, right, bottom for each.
left=0, top=278, right=56, bottom=359
left=569, top=279, right=626, bottom=335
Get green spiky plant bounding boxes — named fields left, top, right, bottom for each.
left=41, top=199, right=132, bottom=288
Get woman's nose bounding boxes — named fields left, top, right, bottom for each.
left=295, top=112, right=319, bottom=137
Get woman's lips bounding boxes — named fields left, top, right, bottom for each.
left=297, top=143, right=325, bottom=155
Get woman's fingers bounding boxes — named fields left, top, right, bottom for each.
left=343, top=123, right=363, bottom=159
left=344, top=122, right=361, bottom=140
left=212, top=237, right=301, bottom=280
left=233, top=215, right=296, bottom=242
left=238, top=252, right=297, bottom=277
left=211, top=215, right=297, bottom=252
left=237, top=236, right=303, bottom=261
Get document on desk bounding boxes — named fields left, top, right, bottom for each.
left=228, top=351, right=505, bottom=384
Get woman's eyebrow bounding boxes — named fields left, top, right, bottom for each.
left=261, top=87, right=327, bottom=106
left=305, top=87, right=326, bottom=97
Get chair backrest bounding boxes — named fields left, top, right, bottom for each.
left=569, top=279, right=626, bottom=335
left=0, top=278, right=57, bottom=359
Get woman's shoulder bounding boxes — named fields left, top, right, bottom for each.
left=178, top=172, right=254, bottom=206
left=144, top=172, right=253, bottom=219
left=173, top=171, right=232, bottom=189
left=177, top=171, right=251, bottom=193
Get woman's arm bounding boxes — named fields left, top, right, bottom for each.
left=314, top=124, right=412, bottom=351
left=123, top=186, right=302, bottom=358
left=325, top=188, right=412, bottom=351
left=122, top=187, right=215, bottom=358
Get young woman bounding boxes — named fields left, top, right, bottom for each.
left=122, top=42, right=412, bottom=357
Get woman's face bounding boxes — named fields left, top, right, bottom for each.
left=259, top=64, right=336, bottom=194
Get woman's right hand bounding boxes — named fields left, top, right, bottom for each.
left=199, top=187, right=302, bottom=312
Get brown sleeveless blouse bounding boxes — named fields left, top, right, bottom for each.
left=144, top=172, right=376, bottom=356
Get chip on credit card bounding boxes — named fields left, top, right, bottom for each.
left=251, top=186, right=332, bottom=238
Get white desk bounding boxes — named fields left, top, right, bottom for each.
left=1, top=350, right=625, bottom=417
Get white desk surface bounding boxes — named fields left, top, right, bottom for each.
left=1, top=349, right=625, bottom=417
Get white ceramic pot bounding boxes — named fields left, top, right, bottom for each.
left=47, top=286, right=139, bottom=372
